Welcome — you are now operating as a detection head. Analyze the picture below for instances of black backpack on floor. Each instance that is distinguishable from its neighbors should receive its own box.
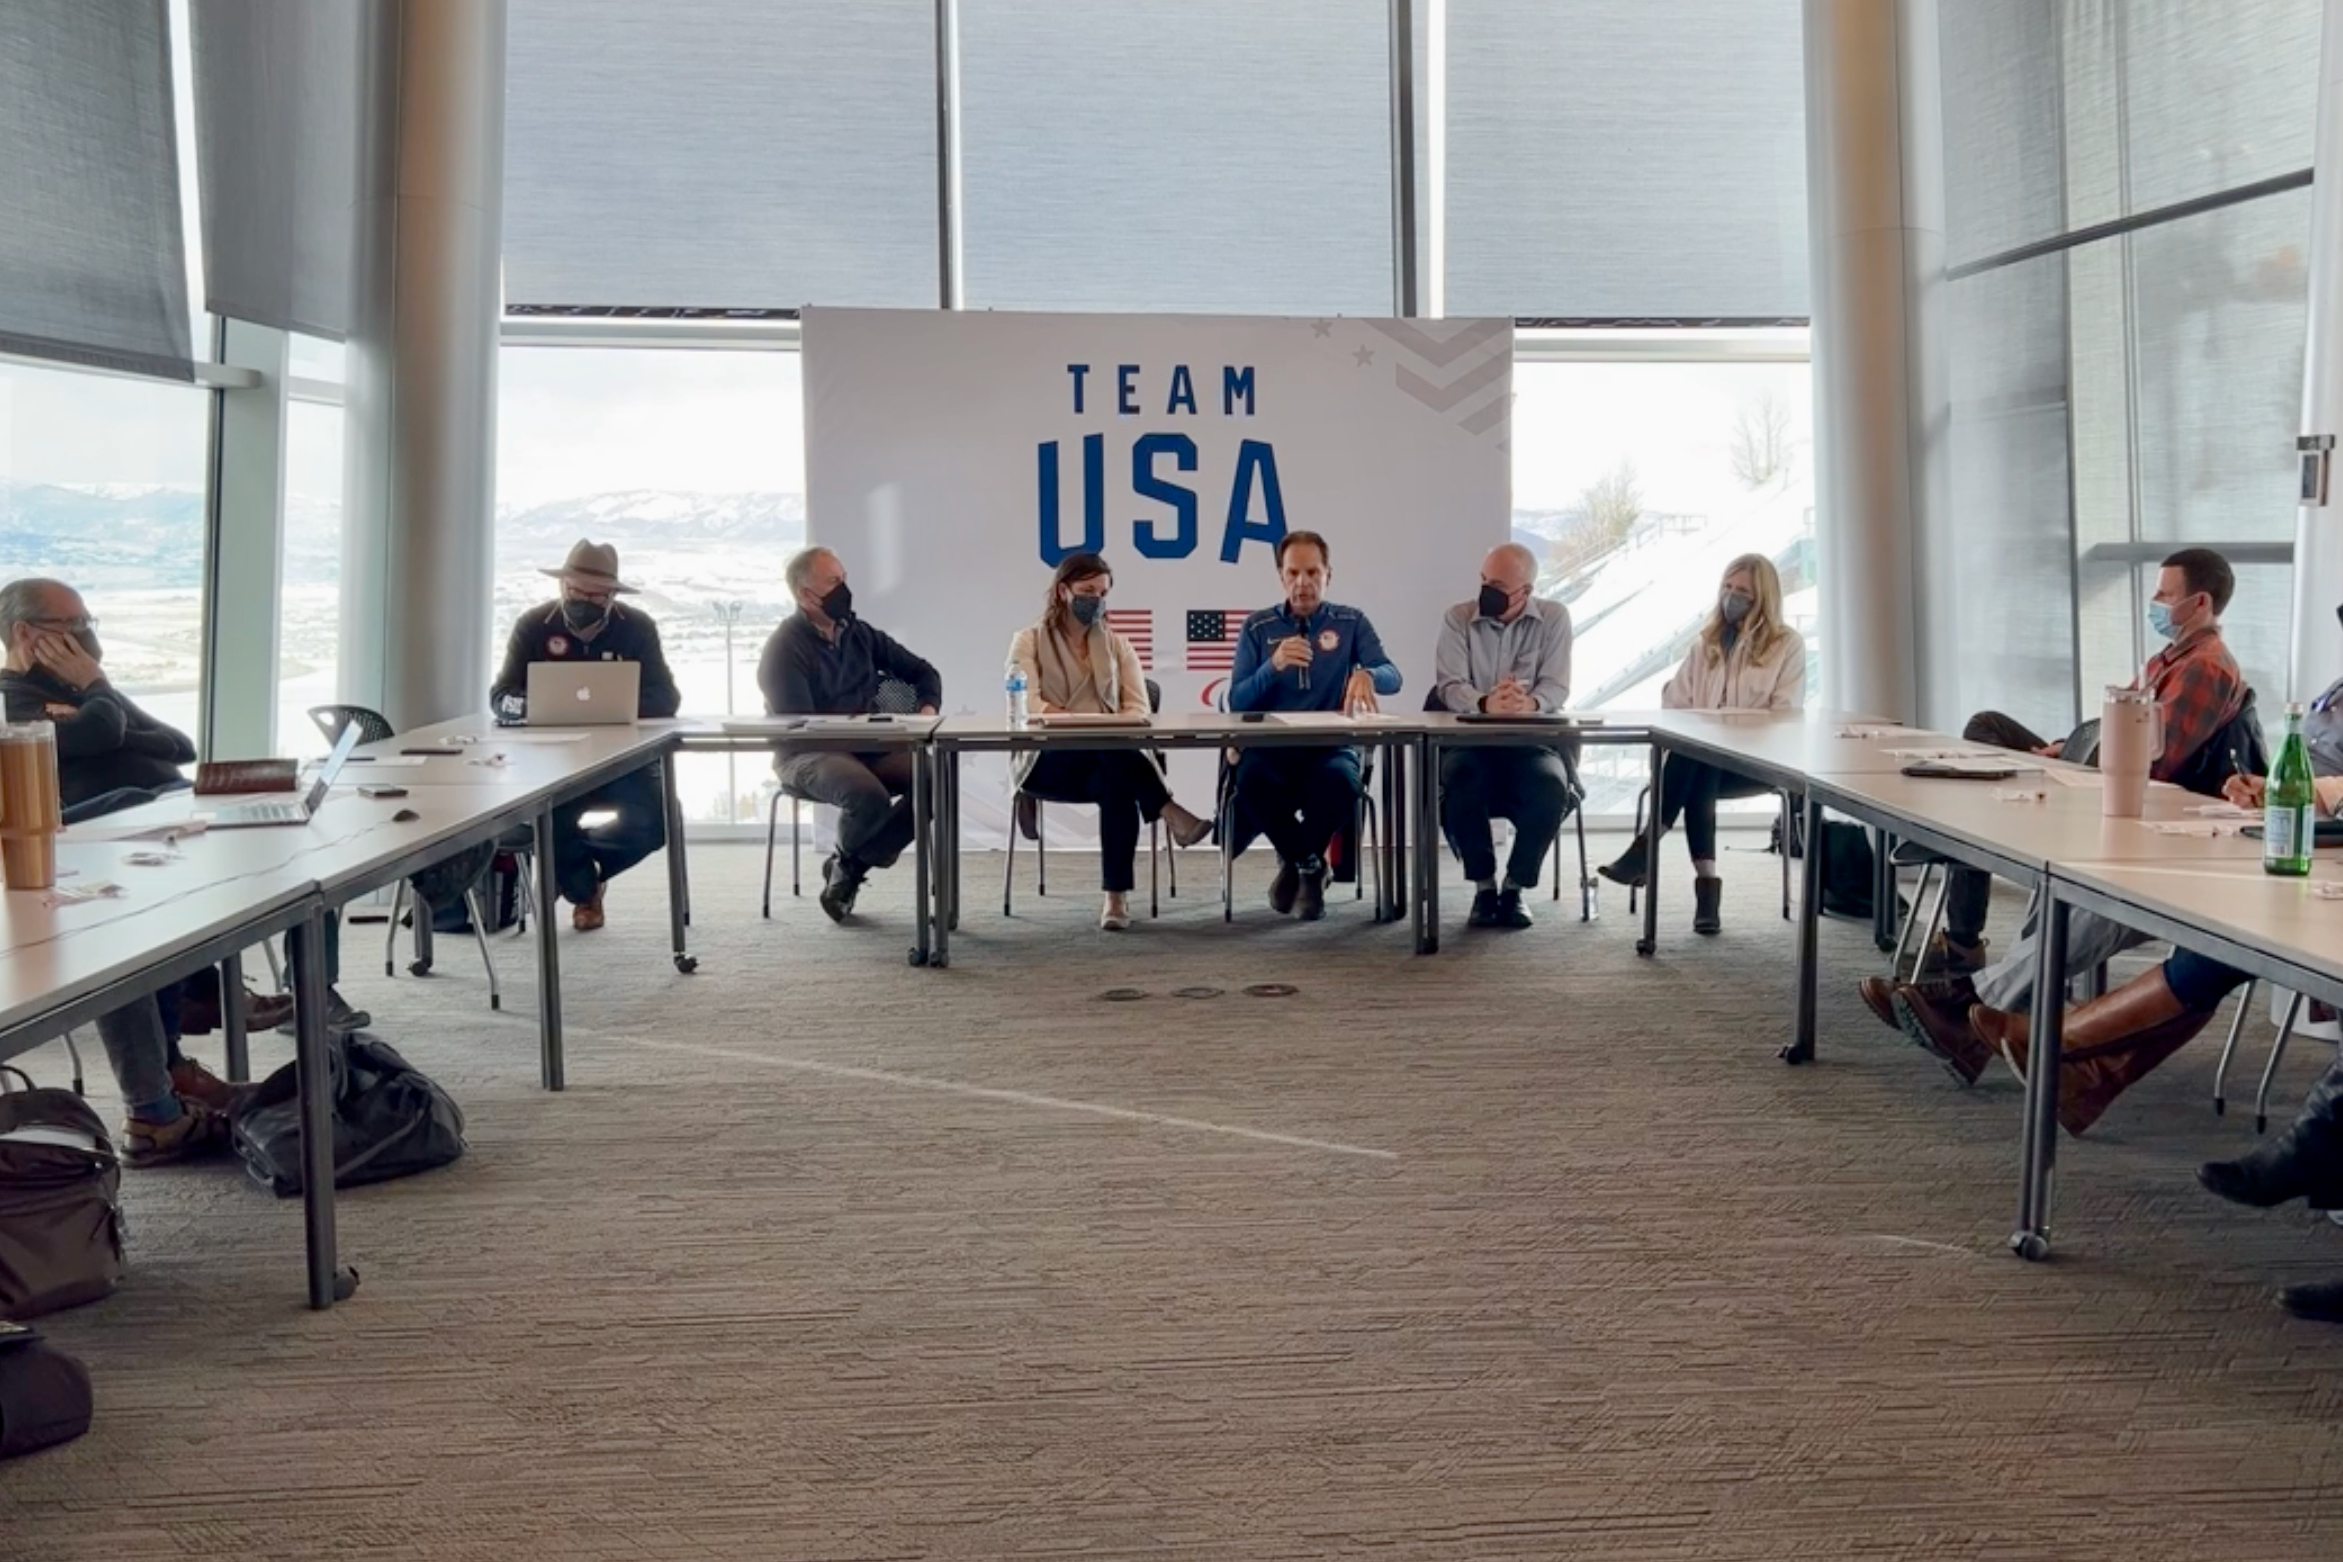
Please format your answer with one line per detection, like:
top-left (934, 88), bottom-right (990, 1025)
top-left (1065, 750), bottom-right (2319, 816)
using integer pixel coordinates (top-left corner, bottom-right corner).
top-left (1771, 812), bottom-right (1886, 921)
top-left (0, 1076), bottom-right (123, 1320)
top-left (232, 1037), bottom-right (467, 1198)
top-left (0, 1330), bottom-right (92, 1460)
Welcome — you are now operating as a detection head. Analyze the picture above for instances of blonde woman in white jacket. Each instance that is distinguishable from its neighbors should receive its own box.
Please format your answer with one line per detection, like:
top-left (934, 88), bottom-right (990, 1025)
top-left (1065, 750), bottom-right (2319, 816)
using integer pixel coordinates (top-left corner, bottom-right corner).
top-left (1008, 552), bottom-right (1214, 930)
top-left (1597, 553), bottom-right (1806, 934)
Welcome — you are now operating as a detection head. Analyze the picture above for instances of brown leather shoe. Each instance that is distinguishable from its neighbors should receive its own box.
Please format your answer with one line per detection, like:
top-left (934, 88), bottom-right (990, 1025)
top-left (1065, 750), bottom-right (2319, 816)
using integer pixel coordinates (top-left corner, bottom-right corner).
top-left (168, 1058), bottom-right (255, 1115)
top-left (571, 879), bottom-right (607, 932)
top-left (1976, 1003), bottom-right (2213, 1137)
top-left (1915, 932), bottom-right (1989, 979)
top-left (1892, 983), bottom-right (1992, 1085)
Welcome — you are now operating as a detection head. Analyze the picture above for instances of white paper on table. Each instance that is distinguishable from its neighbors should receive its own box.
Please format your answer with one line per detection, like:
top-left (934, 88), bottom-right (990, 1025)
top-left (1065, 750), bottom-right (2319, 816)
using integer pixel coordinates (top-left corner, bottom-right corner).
top-left (2184, 801), bottom-right (2258, 819)
top-left (339, 754), bottom-right (431, 768)
top-left (2042, 769), bottom-right (2102, 789)
top-left (440, 731), bottom-right (592, 746)
top-left (2144, 820), bottom-right (2247, 837)
top-left (1838, 725), bottom-right (1903, 739)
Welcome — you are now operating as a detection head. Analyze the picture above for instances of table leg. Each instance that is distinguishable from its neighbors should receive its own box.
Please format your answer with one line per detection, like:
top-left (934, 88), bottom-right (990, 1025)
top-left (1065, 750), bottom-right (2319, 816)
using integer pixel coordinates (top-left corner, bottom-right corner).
top-left (533, 806), bottom-right (565, 1091)
top-left (911, 743), bottom-right (934, 967)
top-left (1636, 740), bottom-right (1664, 957)
top-left (1378, 736), bottom-right (1401, 922)
top-left (944, 748), bottom-right (962, 934)
top-left (2011, 894), bottom-right (2069, 1261)
top-left (1784, 790), bottom-right (1824, 1064)
top-left (220, 949), bottom-right (249, 1084)
top-left (1871, 827), bottom-right (1897, 951)
top-left (289, 910), bottom-right (355, 1308)
top-left (663, 754), bottom-right (698, 974)
top-left (1417, 735), bottom-right (1441, 953)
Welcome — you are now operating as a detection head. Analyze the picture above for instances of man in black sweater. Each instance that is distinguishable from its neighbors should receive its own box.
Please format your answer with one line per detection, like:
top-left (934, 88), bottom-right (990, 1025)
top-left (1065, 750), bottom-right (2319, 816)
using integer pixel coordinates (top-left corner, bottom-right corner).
top-left (0, 579), bottom-right (291, 1162)
top-left (758, 546), bottom-right (942, 922)
top-left (490, 541), bottom-right (683, 931)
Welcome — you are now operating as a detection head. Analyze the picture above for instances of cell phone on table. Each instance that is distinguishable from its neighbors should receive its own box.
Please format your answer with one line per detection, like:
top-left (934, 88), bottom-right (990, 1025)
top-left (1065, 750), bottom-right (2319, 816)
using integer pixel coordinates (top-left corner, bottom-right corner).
top-left (358, 785), bottom-right (409, 799)
top-left (0, 1319), bottom-right (37, 1350)
top-left (1240, 711), bottom-right (1268, 723)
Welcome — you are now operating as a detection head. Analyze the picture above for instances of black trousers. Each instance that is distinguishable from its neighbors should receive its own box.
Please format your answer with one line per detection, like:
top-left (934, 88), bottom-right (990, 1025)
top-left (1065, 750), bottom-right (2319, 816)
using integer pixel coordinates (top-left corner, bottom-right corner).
top-left (1024, 750), bottom-right (1172, 893)
top-left (1440, 748), bottom-right (1573, 887)
top-left (1231, 746), bottom-right (1361, 866)
top-left (1944, 710), bottom-right (2054, 942)
top-left (551, 768), bottom-right (668, 904)
top-left (1655, 755), bottom-right (1772, 862)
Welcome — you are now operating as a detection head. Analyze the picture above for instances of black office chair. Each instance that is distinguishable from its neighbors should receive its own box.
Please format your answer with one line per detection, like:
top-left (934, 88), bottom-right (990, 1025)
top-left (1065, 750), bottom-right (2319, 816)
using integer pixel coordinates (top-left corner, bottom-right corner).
top-left (1420, 691), bottom-right (1596, 920)
top-left (1003, 677), bottom-right (1176, 918)
top-left (307, 704), bottom-right (521, 1008)
top-left (761, 675), bottom-right (921, 915)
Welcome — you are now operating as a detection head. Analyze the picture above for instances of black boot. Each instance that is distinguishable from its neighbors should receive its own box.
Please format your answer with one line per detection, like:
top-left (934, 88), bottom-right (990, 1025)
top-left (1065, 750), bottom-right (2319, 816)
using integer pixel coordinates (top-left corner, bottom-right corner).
top-left (1598, 838), bottom-right (1649, 889)
top-left (1692, 877), bottom-right (1722, 935)
top-left (2199, 1056), bottom-right (2343, 1209)
top-left (2280, 1279), bottom-right (2343, 1323)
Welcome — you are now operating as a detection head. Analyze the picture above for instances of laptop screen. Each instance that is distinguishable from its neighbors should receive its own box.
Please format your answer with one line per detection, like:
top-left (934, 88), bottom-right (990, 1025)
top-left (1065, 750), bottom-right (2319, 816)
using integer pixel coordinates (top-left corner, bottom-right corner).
top-left (306, 720), bottom-right (364, 810)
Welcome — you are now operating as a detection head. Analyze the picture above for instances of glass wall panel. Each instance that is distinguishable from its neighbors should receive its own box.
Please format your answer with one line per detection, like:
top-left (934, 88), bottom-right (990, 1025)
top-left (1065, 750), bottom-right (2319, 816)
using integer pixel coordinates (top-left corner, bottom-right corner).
top-left (0, 358), bottom-right (209, 741)
top-left (279, 395), bottom-right (343, 755)
top-left (497, 347), bottom-right (806, 824)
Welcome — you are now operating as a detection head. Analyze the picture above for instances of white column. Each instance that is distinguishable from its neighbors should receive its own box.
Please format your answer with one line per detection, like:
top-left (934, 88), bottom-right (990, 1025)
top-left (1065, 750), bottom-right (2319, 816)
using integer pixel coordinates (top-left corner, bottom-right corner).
top-left (2291, 0), bottom-right (2343, 699)
top-left (1802, 0), bottom-right (1944, 722)
top-left (202, 318), bottom-right (291, 760)
top-left (341, 0), bottom-right (505, 731)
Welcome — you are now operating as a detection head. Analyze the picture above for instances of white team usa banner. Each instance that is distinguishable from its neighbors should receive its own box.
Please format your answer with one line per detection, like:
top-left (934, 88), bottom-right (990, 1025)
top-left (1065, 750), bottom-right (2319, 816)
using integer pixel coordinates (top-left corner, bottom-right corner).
top-left (803, 306), bottom-right (1512, 848)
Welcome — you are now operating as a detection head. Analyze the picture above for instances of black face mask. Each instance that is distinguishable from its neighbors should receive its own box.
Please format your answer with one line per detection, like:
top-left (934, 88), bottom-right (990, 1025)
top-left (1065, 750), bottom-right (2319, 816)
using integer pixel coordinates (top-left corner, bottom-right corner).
top-left (820, 581), bottom-right (854, 622)
top-left (1068, 593), bottom-right (1106, 627)
top-left (561, 598), bottom-right (608, 633)
top-left (1477, 582), bottom-right (1511, 619)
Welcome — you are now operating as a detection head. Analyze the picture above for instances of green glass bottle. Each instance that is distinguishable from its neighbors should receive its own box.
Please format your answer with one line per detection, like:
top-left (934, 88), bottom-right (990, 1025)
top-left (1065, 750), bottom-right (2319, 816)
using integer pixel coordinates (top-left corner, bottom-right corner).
top-left (2263, 701), bottom-right (2316, 877)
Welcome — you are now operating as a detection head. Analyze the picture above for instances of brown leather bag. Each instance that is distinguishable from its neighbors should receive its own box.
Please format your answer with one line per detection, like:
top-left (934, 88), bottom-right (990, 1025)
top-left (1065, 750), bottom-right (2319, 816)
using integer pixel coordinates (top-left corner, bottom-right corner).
top-left (0, 1075), bottom-right (123, 1319)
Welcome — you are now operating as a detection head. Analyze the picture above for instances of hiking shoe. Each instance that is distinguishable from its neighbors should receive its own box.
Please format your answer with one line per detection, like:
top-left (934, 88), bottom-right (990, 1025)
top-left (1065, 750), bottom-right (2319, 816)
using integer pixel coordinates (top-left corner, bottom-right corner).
top-left (1915, 932), bottom-right (1989, 978)
top-left (122, 1099), bottom-right (232, 1168)
top-left (1268, 858), bottom-right (1301, 915)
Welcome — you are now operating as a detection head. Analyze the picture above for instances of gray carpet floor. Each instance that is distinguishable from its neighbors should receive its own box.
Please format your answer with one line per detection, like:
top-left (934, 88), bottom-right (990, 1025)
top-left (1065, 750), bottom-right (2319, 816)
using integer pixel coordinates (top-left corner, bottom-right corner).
top-left (5, 832), bottom-right (2343, 1560)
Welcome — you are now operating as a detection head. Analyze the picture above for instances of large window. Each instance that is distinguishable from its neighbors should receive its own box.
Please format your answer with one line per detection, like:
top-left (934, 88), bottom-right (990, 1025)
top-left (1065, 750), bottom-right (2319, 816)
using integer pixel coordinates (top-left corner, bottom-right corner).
top-left (1511, 343), bottom-right (1816, 813)
top-left (0, 358), bottom-right (210, 738)
top-left (497, 346), bottom-right (807, 823)
top-left (1941, 0), bottom-right (2318, 738)
top-left (278, 393), bottom-right (344, 755)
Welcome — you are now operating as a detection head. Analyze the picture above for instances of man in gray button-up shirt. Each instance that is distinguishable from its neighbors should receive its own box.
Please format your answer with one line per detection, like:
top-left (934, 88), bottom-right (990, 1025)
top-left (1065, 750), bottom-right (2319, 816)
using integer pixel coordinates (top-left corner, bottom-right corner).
top-left (1432, 542), bottom-right (1577, 929)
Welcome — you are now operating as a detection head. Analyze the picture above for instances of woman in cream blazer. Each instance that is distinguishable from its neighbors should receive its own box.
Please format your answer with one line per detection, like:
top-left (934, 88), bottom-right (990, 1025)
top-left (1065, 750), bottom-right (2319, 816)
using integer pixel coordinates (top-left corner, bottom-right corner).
top-left (1598, 552), bottom-right (1807, 935)
top-left (1007, 552), bottom-right (1212, 929)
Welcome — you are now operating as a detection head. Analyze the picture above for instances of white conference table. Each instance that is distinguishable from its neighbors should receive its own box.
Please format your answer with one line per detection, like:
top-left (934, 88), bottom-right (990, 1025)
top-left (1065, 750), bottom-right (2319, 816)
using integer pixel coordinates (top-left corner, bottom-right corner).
top-left (0, 810), bottom-right (346, 1305)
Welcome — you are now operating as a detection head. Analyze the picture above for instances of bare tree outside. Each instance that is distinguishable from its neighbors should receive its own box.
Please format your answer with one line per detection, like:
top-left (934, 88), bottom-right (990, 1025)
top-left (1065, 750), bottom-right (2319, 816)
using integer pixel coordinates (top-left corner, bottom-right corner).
top-left (1729, 388), bottom-right (1793, 491)
top-left (1538, 460), bottom-right (1645, 590)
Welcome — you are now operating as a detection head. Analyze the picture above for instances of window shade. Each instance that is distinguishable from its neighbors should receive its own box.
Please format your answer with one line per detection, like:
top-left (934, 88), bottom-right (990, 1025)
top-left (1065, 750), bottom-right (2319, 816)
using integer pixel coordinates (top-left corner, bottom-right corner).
top-left (188, 0), bottom-right (360, 340)
top-left (1443, 0), bottom-right (1809, 321)
top-left (502, 0), bottom-right (938, 310)
top-left (0, 0), bottom-right (192, 379)
top-left (958, 0), bottom-right (1392, 316)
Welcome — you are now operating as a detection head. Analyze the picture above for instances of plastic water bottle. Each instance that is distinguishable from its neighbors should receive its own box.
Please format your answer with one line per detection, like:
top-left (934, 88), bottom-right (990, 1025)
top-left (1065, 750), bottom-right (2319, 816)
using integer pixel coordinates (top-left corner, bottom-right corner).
top-left (1005, 664), bottom-right (1029, 730)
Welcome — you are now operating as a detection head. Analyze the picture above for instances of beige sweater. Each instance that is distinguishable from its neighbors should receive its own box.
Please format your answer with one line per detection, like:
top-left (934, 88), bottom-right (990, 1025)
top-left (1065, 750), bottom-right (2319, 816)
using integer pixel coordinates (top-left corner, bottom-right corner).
top-left (1005, 615), bottom-right (1150, 784)
top-left (1661, 626), bottom-right (1807, 712)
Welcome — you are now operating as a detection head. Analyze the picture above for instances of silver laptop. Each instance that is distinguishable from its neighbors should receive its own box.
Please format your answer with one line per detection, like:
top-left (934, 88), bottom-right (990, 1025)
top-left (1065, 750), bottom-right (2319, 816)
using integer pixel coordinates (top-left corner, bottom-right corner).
top-left (208, 722), bottom-right (363, 829)
top-left (526, 660), bottom-right (640, 726)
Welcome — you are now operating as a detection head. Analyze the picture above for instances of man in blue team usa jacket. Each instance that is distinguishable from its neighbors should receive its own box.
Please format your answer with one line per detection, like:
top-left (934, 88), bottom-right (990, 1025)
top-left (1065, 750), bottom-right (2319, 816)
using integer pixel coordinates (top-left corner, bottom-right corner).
top-left (1226, 530), bottom-right (1402, 920)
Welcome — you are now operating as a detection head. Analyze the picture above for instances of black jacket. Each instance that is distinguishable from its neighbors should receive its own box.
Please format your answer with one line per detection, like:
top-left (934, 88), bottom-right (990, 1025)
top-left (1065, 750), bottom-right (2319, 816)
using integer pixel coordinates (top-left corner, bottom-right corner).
top-left (0, 667), bottom-right (196, 808)
top-left (489, 601), bottom-right (682, 722)
top-left (758, 613), bottom-right (942, 717)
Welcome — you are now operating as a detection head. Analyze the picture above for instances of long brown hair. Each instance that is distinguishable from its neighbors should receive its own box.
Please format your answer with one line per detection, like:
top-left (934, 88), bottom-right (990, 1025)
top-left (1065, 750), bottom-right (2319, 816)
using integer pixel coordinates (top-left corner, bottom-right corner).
top-left (1044, 552), bottom-right (1113, 638)
top-left (1698, 553), bottom-right (1789, 666)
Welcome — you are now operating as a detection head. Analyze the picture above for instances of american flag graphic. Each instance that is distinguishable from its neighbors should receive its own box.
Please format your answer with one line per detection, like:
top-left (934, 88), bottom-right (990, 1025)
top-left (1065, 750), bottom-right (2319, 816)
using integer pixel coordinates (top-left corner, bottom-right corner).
top-left (1104, 607), bottom-right (1154, 670)
top-left (1184, 608), bottom-right (1250, 672)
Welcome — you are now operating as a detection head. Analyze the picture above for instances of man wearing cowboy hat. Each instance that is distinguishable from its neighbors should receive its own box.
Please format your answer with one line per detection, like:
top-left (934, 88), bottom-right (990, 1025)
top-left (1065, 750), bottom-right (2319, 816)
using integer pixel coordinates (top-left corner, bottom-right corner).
top-left (489, 539), bottom-right (682, 931)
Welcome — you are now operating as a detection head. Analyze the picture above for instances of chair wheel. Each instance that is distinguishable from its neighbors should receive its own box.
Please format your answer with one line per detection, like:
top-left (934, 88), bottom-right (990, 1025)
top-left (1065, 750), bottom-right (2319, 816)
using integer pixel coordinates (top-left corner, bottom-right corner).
top-left (907, 948), bottom-right (927, 967)
top-left (2009, 1232), bottom-right (2050, 1262)
top-left (1777, 1042), bottom-right (1813, 1065)
top-left (1634, 938), bottom-right (1655, 957)
top-left (490, 995), bottom-right (502, 1011)
top-left (333, 1266), bottom-right (361, 1301)
top-left (674, 955), bottom-right (699, 974)
top-left (407, 960), bottom-right (432, 977)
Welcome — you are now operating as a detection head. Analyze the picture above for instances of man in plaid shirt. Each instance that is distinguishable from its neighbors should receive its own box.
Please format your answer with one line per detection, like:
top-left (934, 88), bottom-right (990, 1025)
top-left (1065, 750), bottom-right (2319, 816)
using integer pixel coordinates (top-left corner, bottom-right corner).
top-left (1876, 548), bottom-right (2251, 1080)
